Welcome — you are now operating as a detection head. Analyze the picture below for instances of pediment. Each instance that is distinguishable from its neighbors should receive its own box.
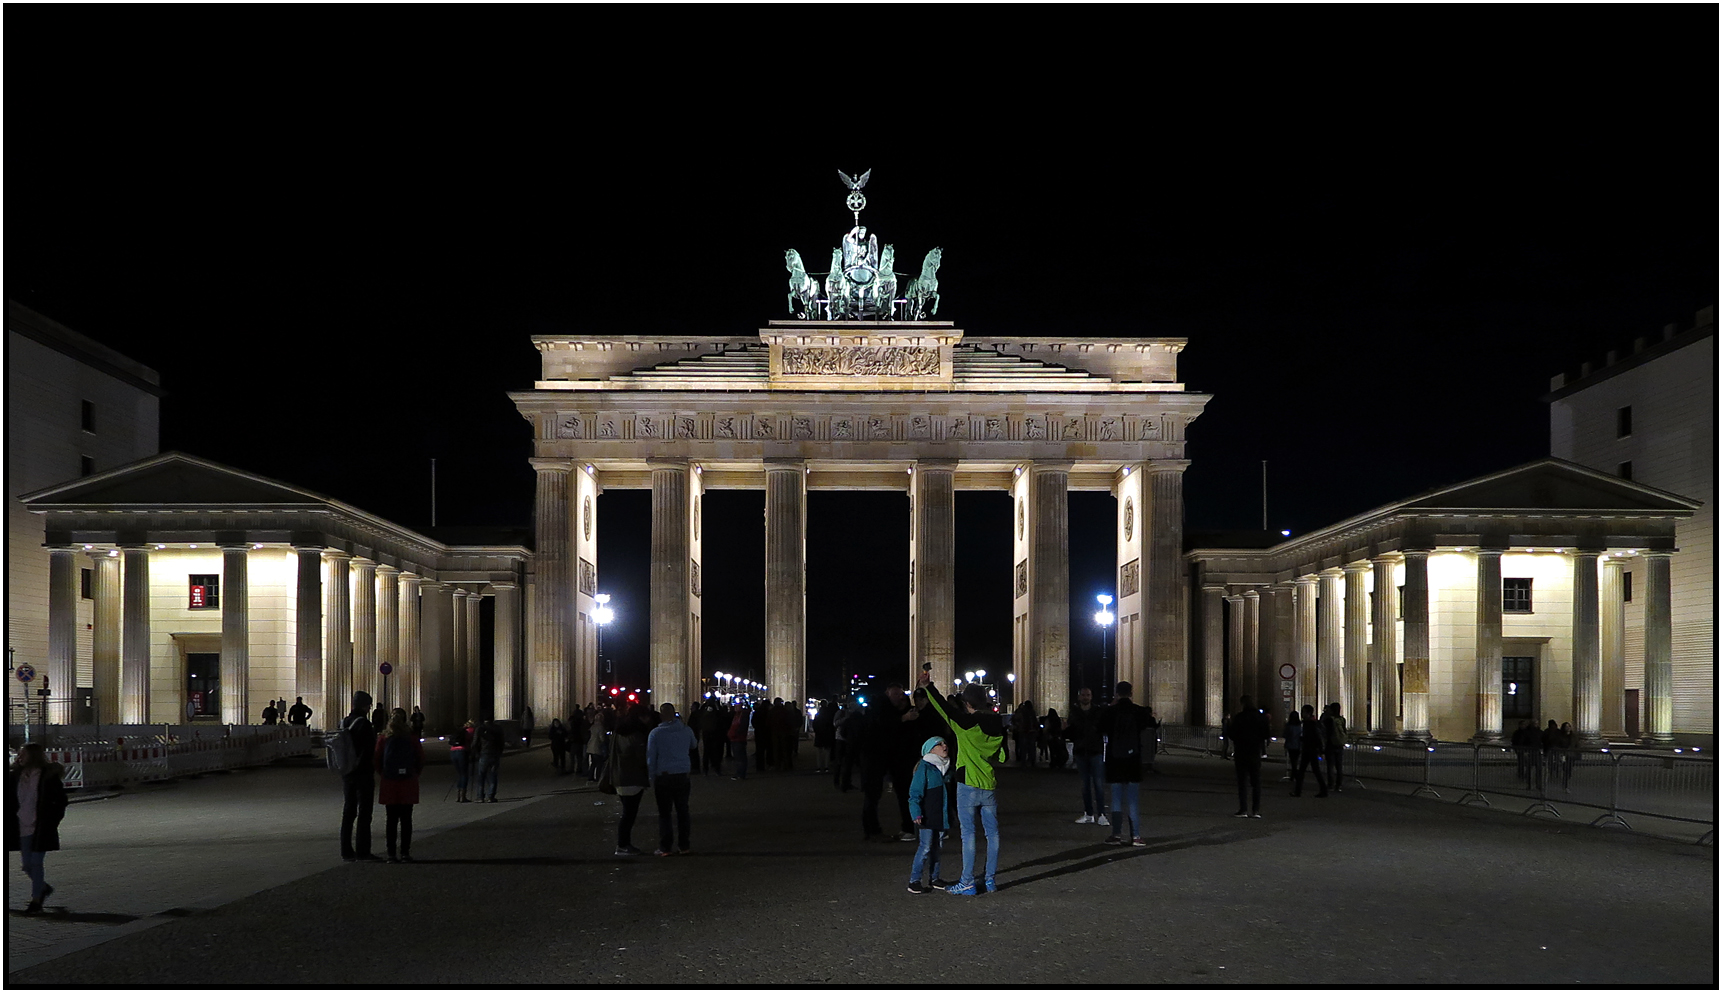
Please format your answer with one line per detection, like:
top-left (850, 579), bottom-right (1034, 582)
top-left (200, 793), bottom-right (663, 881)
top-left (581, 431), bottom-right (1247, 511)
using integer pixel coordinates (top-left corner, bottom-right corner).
top-left (21, 452), bottom-right (329, 507)
top-left (1399, 458), bottom-right (1700, 513)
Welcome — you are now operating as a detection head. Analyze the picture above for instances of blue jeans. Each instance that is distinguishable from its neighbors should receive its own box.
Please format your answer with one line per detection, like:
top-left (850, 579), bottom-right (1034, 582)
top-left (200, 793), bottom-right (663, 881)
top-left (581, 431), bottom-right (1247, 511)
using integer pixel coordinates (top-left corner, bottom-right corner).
top-left (451, 748), bottom-right (469, 792)
top-left (19, 833), bottom-right (45, 901)
top-left (909, 828), bottom-right (943, 885)
top-left (1110, 782), bottom-right (1141, 838)
top-left (955, 783), bottom-right (1000, 889)
top-left (476, 756), bottom-right (499, 799)
top-left (1078, 754), bottom-right (1108, 817)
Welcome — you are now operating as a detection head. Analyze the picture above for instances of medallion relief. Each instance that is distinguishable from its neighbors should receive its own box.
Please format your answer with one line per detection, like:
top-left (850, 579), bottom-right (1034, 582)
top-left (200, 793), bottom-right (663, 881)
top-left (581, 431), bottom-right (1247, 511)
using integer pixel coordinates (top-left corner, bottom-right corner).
top-left (583, 496), bottom-right (592, 541)
top-left (832, 416), bottom-right (855, 440)
top-left (1123, 496), bottom-right (1134, 542)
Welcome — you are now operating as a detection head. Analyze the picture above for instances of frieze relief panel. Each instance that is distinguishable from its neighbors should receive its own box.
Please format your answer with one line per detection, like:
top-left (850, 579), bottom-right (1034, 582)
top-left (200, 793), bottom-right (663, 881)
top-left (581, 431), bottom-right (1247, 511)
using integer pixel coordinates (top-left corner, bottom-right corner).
top-left (782, 346), bottom-right (939, 377)
top-left (578, 558), bottom-right (596, 596)
top-left (1015, 560), bottom-right (1029, 598)
top-left (1120, 558), bottom-right (1140, 598)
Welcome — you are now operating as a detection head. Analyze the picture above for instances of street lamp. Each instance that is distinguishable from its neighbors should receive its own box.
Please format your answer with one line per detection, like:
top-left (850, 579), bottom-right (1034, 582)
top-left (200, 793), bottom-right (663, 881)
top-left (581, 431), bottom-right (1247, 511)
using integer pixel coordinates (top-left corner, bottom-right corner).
top-left (1094, 593), bottom-right (1116, 695)
top-left (593, 593), bottom-right (614, 690)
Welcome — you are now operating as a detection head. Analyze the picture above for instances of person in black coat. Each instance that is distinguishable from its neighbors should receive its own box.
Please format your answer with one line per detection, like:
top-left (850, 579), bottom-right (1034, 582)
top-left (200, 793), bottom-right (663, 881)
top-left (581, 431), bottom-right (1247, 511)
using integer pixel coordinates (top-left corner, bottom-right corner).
top-left (1097, 682), bottom-right (1154, 844)
top-left (1229, 696), bottom-right (1271, 818)
top-left (861, 682), bottom-right (921, 841)
top-left (340, 691), bottom-right (380, 861)
top-left (1292, 704), bottom-right (1329, 798)
top-left (9, 742), bottom-right (70, 914)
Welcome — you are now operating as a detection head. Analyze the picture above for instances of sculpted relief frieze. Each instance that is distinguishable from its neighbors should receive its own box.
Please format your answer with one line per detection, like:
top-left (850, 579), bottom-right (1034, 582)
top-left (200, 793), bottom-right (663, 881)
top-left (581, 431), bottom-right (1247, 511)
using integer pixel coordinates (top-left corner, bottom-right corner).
top-left (546, 408), bottom-right (1184, 450)
top-left (782, 346), bottom-right (940, 377)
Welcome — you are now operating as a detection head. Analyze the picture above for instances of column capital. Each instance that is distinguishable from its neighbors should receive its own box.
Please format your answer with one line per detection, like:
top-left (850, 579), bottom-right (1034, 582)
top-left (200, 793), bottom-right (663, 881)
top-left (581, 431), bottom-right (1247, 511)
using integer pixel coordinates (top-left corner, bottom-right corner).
top-left (1342, 560), bottom-right (1371, 575)
top-left (375, 563), bottom-right (400, 576)
top-left (645, 457), bottom-right (692, 471)
top-left (764, 458), bottom-right (808, 470)
top-left (1641, 550), bottom-right (1673, 561)
top-left (487, 581), bottom-right (518, 592)
top-left (418, 578), bottom-right (445, 592)
top-left (1224, 592), bottom-right (1244, 603)
top-left (1476, 547), bottom-right (1506, 557)
top-left (398, 571), bottom-right (422, 583)
top-left (1028, 460), bottom-right (1075, 474)
top-left (351, 556), bottom-right (377, 570)
top-left (1144, 459), bottom-right (1191, 474)
top-left (1318, 566), bottom-right (1344, 578)
top-left (291, 543), bottom-right (326, 554)
top-left (324, 549), bottom-right (353, 563)
top-left (1401, 548), bottom-right (1431, 559)
top-left (529, 457), bottom-right (574, 473)
top-left (1370, 552), bottom-right (1402, 565)
top-left (1202, 584), bottom-right (1229, 594)
top-left (1242, 588), bottom-right (1261, 600)
top-left (1294, 574), bottom-right (1320, 587)
top-left (911, 458), bottom-right (959, 470)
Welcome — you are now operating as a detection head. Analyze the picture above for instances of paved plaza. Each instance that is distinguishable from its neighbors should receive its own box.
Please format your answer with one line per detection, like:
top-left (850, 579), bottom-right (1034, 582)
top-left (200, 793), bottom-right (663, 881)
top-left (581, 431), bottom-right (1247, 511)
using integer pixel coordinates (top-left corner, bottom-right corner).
top-left (8, 745), bottom-right (1715, 987)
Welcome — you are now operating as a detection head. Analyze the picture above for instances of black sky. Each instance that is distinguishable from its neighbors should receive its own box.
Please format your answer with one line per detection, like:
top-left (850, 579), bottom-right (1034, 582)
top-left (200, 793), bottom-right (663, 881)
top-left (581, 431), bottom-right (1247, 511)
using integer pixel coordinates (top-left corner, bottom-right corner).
top-left (8, 15), bottom-right (1715, 699)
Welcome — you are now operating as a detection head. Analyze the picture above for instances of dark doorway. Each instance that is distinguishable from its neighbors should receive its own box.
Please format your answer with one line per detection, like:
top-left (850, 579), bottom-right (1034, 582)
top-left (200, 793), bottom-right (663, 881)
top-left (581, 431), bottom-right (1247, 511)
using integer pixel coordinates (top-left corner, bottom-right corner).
top-left (1502, 656), bottom-right (1534, 722)
top-left (1624, 688), bottom-right (1640, 739)
top-left (186, 652), bottom-right (220, 719)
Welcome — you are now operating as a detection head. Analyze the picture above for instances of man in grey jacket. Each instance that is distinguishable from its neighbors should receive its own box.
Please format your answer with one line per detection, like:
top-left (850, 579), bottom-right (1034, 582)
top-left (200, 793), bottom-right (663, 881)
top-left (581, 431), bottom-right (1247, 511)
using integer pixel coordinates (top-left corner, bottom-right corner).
top-left (647, 703), bottom-right (697, 856)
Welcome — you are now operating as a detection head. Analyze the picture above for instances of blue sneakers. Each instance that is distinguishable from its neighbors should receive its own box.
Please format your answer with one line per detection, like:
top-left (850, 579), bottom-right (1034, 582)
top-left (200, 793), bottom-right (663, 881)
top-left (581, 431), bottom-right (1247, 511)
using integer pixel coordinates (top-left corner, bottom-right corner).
top-left (984, 878), bottom-right (997, 893)
top-left (946, 882), bottom-right (978, 897)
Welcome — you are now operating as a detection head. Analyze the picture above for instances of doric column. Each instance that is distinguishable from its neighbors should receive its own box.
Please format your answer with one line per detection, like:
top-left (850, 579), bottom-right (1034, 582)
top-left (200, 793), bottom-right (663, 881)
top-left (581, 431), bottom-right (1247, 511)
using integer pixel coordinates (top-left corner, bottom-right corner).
top-left (1342, 561), bottom-right (1370, 727)
top-left (1317, 568), bottom-right (1344, 709)
top-left (1241, 590), bottom-right (1261, 710)
top-left (1029, 463), bottom-right (1070, 710)
top-left (325, 551), bottom-right (353, 720)
top-left (1600, 557), bottom-right (1626, 740)
top-left (220, 545), bottom-right (251, 725)
top-left (1474, 549), bottom-right (1504, 741)
top-left (492, 582), bottom-right (519, 720)
top-left (418, 580), bottom-right (447, 730)
top-left (1269, 584), bottom-right (1294, 721)
top-left (766, 461), bottom-right (809, 708)
top-left (1571, 551), bottom-right (1603, 746)
top-left (1145, 461), bottom-right (1190, 720)
top-left (121, 546), bottom-right (152, 724)
top-left (465, 589), bottom-right (482, 721)
top-left (351, 558), bottom-right (377, 705)
top-left (451, 588), bottom-right (469, 720)
top-left (376, 566), bottom-right (399, 711)
top-left (649, 459), bottom-right (696, 713)
top-left (47, 547), bottom-right (77, 724)
top-left (1400, 550), bottom-right (1432, 739)
top-left (1200, 586), bottom-right (1226, 726)
top-left (530, 460), bottom-right (571, 727)
top-left (909, 460), bottom-right (955, 691)
top-left (1369, 555), bottom-right (1400, 736)
top-left (1293, 575), bottom-right (1318, 711)
top-left (90, 552), bottom-right (121, 725)
top-left (1641, 552), bottom-right (1674, 744)
top-left (1225, 593), bottom-right (1244, 709)
top-left (293, 546), bottom-right (324, 724)
top-left (397, 573), bottom-right (421, 714)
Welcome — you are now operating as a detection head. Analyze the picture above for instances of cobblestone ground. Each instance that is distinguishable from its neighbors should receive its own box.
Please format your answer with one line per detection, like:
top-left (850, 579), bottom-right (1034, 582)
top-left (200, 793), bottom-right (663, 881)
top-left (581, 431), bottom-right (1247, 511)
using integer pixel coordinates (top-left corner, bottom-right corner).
top-left (7, 746), bottom-right (1715, 986)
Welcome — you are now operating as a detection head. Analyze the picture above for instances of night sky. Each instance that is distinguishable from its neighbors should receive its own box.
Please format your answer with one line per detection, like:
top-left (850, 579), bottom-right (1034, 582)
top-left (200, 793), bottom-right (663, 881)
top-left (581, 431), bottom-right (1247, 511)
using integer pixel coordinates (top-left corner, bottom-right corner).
top-left (9, 16), bottom-right (1714, 701)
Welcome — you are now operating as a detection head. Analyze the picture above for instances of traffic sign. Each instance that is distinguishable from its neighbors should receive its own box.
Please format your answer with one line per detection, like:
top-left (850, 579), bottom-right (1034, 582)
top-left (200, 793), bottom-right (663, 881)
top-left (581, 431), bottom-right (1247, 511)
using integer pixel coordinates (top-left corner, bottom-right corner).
top-left (15, 664), bottom-right (35, 684)
top-left (379, 662), bottom-right (393, 676)
top-left (1279, 663), bottom-right (1296, 680)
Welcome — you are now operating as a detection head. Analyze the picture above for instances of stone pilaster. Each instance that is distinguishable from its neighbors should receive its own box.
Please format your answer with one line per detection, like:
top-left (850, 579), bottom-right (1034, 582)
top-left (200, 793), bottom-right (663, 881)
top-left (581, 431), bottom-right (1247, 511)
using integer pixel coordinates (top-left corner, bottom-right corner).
top-left (1600, 557), bottom-right (1626, 740)
top-left (325, 551), bottom-right (353, 720)
top-left (451, 588), bottom-right (469, 720)
top-left (649, 459), bottom-right (695, 713)
top-left (294, 546), bottom-right (324, 724)
top-left (569, 464), bottom-right (602, 714)
top-left (121, 546), bottom-right (152, 724)
top-left (1270, 584), bottom-right (1295, 721)
top-left (530, 460), bottom-right (571, 727)
top-left (397, 574), bottom-right (421, 714)
top-left (90, 553), bottom-right (121, 725)
top-left (1200, 585), bottom-right (1226, 726)
top-left (1400, 550), bottom-right (1432, 739)
top-left (1342, 561), bottom-right (1370, 727)
top-left (492, 582), bottom-right (519, 720)
top-left (909, 460), bottom-right (955, 691)
top-left (376, 566), bottom-right (399, 711)
top-left (220, 545), bottom-right (250, 725)
top-left (1369, 555), bottom-right (1400, 736)
top-left (1571, 552), bottom-right (1603, 746)
top-left (1112, 465), bottom-right (1146, 701)
top-left (465, 589), bottom-right (482, 720)
top-left (766, 461), bottom-right (809, 708)
top-left (1242, 589), bottom-right (1261, 710)
top-left (1317, 569), bottom-right (1344, 710)
top-left (1293, 575), bottom-right (1318, 712)
top-left (1145, 461), bottom-right (1189, 721)
top-left (1030, 463), bottom-right (1071, 710)
top-left (47, 547), bottom-right (77, 724)
top-left (418, 580), bottom-right (446, 730)
top-left (352, 559), bottom-right (377, 704)
top-left (1474, 550), bottom-right (1504, 741)
top-left (1641, 552), bottom-right (1674, 744)
top-left (1225, 593), bottom-right (1244, 709)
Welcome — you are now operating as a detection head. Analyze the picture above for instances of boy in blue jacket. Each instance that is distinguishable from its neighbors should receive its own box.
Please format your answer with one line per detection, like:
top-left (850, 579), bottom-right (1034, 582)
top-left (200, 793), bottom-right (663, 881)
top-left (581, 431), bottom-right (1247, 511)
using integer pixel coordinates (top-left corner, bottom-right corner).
top-left (906, 736), bottom-right (952, 894)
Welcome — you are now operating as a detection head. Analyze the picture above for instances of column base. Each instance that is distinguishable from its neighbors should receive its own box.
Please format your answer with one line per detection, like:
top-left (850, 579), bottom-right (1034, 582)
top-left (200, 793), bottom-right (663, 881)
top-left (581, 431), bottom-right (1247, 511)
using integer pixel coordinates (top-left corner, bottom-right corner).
top-left (1639, 735), bottom-right (1677, 748)
top-left (1397, 730), bottom-right (1435, 743)
top-left (1470, 731), bottom-right (1505, 746)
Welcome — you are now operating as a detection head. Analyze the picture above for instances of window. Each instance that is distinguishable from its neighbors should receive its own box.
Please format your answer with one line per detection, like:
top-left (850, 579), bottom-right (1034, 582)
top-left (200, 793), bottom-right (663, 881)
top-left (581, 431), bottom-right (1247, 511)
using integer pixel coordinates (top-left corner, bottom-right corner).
top-left (80, 455), bottom-right (94, 477)
top-left (1623, 571), bottom-right (1633, 603)
top-left (189, 574), bottom-right (220, 609)
top-left (1503, 578), bottom-right (1533, 613)
top-left (81, 568), bottom-right (93, 600)
top-left (1616, 405), bottom-right (1632, 438)
top-left (81, 399), bottom-right (95, 433)
top-left (1618, 460), bottom-right (1632, 481)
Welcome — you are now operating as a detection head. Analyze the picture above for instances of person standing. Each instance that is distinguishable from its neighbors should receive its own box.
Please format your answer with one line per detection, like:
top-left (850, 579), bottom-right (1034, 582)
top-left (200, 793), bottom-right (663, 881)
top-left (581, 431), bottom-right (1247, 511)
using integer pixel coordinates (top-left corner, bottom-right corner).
top-left (1064, 687), bottom-right (1109, 825)
top-left (1098, 681), bottom-right (1152, 845)
top-left (1043, 708), bottom-right (1066, 770)
top-left (523, 706), bottom-right (535, 747)
top-left (1229, 696), bottom-right (1270, 819)
top-left (647, 703), bottom-right (697, 856)
top-left (548, 718), bottom-right (569, 774)
top-left (1281, 710), bottom-right (1302, 784)
top-left (862, 683), bottom-right (920, 842)
top-left (7, 742), bottom-right (69, 914)
top-left (261, 700), bottom-right (279, 725)
top-left (287, 696), bottom-right (313, 727)
top-left (1292, 704), bottom-right (1329, 798)
top-left (905, 737), bottom-right (953, 894)
top-left (1511, 719), bottom-right (1535, 784)
top-left (726, 702), bottom-right (750, 780)
top-left (608, 704), bottom-right (651, 856)
top-left (1143, 706), bottom-right (1163, 774)
top-left (751, 698), bottom-right (773, 773)
top-left (475, 719), bottom-right (505, 803)
top-left (339, 691), bottom-right (380, 862)
top-left (374, 708), bottom-right (425, 863)
top-left (835, 699), bottom-right (863, 792)
top-left (812, 700), bottom-right (836, 774)
top-left (1013, 701), bottom-right (1039, 768)
top-left (451, 720), bottom-right (474, 803)
top-left (409, 705), bottom-right (426, 739)
top-left (1540, 719), bottom-right (1561, 789)
top-left (919, 673), bottom-right (1005, 897)
top-left (586, 706), bottom-right (612, 783)
top-left (1322, 703), bottom-right (1349, 792)
top-left (698, 699), bottom-right (727, 775)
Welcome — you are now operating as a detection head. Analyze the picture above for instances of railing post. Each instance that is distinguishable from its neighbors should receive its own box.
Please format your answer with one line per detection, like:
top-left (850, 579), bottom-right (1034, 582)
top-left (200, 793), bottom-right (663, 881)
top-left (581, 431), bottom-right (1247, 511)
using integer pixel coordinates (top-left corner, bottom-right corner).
top-left (1411, 743), bottom-right (1441, 799)
top-left (1457, 743), bottom-right (1490, 807)
top-left (1524, 749), bottom-right (1561, 819)
top-left (1589, 751), bottom-right (1630, 830)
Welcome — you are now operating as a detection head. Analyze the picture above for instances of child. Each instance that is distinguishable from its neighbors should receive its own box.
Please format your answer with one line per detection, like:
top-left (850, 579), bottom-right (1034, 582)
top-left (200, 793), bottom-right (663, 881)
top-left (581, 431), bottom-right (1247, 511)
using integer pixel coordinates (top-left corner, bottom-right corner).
top-left (920, 672), bottom-right (1007, 896)
top-left (906, 737), bottom-right (952, 894)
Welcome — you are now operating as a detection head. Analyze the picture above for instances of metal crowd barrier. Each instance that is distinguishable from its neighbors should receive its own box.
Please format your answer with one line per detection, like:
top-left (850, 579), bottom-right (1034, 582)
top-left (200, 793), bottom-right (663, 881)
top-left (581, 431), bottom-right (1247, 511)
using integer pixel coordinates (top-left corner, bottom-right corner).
top-left (6, 724), bottom-right (315, 790)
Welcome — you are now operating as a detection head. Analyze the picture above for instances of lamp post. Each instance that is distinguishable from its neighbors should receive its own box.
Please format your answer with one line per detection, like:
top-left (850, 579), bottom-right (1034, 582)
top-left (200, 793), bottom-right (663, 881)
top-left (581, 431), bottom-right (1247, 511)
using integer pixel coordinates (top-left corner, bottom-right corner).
top-left (593, 594), bottom-right (614, 688)
top-left (1094, 594), bottom-right (1115, 698)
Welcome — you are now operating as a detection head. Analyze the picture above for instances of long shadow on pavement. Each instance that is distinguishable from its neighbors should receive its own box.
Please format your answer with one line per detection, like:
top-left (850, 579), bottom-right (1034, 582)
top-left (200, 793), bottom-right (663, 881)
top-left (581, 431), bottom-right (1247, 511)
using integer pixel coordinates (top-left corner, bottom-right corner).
top-left (995, 826), bottom-right (1271, 891)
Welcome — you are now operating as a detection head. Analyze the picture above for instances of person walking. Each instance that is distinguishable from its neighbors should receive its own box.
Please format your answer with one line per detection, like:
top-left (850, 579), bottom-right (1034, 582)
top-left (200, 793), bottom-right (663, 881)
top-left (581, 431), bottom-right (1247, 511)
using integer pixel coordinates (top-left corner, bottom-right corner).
top-left (905, 737), bottom-right (953, 894)
top-left (548, 718), bottom-right (569, 774)
top-left (1291, 704), bottom-right (1329, 798)
top-left (1043, 708), bottom-right (1066, 770)
top-left (474, 720), bottom-right (505, 802)
top-left (374, 708), bottom-right (425, 863)
top-left (608, 704), bottom-right (651, 855)
top-left (1540, 719), bottom-right (1561, 789)
top-left (835, 699), bottom-right (863, 792)
top-left (726, 702), bottom-right (750, 780)
top-left (918, 672), bottom-right (1005, 897)
top-left (647, 703), bottom-right (697, 856)
top-left (338, 691), bottom-right (380, 862)
top-left (1281, 710), bottom-right (1302, 784)
top-left (7, 742), bottom-right (69, 914)
top-left (1229, 696), bottom-right (1270, 819)
top-left (698, 699), bottom-right (727, 775)
top-left (586, 707), bottom-right (611, 783)
top-left (287, 696), bottom-right (312, 727)
top-left (1013, 701), bottom-right (1039, 768)
top-left (409, 705), bottom-right (426, 739)
top-left (1098, 681), bottom-right (1153, 845)
top-left (523, 706), bottom-right (535, 747)
top-left (1322, 702), bottom-right (1349, 792)
top-left (812, 700), bottom-right (837, 774)
top-left (1143, 706), bottom-right (1163, 774)
top-left (1555, 722), bottom-right (1579, 791)
top-left (451, 720), bottom-right (474, 803)
top-left (1064, 687), bottom-right (1109, 825)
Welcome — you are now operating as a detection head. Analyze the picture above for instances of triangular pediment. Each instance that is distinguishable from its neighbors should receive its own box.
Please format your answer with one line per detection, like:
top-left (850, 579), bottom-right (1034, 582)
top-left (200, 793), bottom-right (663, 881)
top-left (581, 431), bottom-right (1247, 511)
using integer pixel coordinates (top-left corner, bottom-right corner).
top-left (1399, 458), bottom-right (1700, 513)
top-left (20, 452), bottom-right (330, 507)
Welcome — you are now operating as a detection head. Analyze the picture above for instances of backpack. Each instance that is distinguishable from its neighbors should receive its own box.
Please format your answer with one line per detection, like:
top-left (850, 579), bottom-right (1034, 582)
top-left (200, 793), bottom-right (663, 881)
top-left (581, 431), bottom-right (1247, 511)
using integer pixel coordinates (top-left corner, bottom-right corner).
top-left (1109, 704), bottom-right (1140, 758)
top-left (381, 734), bottom-right (414, 780)
top-left (325, 718), bottom-right (359, 774)
top-left (1327, 714), bottom-right (1348, 747)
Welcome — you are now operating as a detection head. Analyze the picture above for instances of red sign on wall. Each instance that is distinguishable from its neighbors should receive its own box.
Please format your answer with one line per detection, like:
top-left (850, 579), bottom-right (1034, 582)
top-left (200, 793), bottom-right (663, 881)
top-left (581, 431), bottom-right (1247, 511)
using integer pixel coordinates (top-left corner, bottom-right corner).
top-left (190, 585), bottom-right (208, 608)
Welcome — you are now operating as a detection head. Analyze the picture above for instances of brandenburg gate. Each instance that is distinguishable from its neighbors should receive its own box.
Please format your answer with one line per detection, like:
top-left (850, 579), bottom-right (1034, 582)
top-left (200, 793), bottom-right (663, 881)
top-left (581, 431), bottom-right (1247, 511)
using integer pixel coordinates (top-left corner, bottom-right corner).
top-left (510, 172), bottom-right (1211, 717)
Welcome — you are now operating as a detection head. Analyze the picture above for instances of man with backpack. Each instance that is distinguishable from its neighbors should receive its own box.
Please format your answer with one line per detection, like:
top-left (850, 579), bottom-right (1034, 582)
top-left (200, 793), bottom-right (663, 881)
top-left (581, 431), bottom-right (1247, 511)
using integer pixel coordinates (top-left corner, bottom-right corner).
top-left (333, 691), bottom-right (380, 862)
top-left (1098, 681), bottom-right (1153, 845)
top-left (1322, 702), bottom-right (1349, 792)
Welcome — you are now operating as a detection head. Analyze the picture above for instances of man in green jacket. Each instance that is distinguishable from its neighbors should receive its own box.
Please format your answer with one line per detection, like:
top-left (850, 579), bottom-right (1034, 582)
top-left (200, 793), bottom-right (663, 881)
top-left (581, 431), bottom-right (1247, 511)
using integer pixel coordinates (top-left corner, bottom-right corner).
top-left (918, 671), bottom-right (1006, 896)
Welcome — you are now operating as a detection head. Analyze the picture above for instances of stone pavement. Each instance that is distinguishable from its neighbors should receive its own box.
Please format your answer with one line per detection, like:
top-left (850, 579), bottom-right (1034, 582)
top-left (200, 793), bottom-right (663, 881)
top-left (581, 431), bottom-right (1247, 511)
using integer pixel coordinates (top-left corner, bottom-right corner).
top-left (8, 745), bottom-right (1715, 986)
